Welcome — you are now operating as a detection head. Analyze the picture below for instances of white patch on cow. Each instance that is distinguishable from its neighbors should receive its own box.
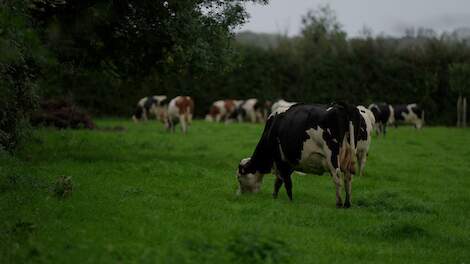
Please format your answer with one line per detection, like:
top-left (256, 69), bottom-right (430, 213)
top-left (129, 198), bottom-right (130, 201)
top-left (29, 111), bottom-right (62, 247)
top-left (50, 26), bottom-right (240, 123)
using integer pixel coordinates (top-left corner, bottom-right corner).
top-left (326, 107), bottom-right (333, 111)
top-left (153, 95), bottom-right (167, 103)
top-left (240, 157), bottom-right (250, 166)
top-left (388, 105), bottom-right (395, 124)
top-left (296, 127), bottom-right (330, 175)
top-left (137, 97), bottom-right (145, 107)
top-left (269, 99), bottom-right (296, 118)
top-left (242, 98), bottom-right (261, 123)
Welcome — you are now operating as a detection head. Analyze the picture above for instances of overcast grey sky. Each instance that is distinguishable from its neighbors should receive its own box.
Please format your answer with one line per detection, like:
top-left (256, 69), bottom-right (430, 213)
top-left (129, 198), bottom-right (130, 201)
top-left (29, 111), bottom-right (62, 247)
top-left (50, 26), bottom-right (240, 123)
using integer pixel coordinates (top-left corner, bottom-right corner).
top-left (238, 0), bottom-right (470, 36)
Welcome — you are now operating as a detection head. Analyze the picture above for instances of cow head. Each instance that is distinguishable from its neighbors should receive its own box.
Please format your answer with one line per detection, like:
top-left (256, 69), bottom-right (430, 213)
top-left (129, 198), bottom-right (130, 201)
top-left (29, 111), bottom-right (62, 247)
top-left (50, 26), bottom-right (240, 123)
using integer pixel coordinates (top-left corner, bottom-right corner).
top-left (236, 157), bottom-right (264, 194)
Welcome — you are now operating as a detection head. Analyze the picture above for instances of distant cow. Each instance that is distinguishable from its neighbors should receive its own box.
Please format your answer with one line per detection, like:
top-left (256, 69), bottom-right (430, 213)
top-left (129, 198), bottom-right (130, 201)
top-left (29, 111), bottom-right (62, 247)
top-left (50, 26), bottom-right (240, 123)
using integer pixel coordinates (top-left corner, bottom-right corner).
top-left (356, 106), bottom-right (375, 176)
top-left (132, 95), bottom-right (167, 122)
top-left (241, 98), bottom-right (264, 123)
top-left (368, 103), bottom-right (394, 136)
top-left (393, 104), bottom-right (424, 129)
top-left (165, 96), bottom-right (194, 133)
top-left (206, 100), bottom-right (240, 123)
top-left (227, 100), bottom-right (247, 123)
top-left (236, 102), bottom-right (361, 208)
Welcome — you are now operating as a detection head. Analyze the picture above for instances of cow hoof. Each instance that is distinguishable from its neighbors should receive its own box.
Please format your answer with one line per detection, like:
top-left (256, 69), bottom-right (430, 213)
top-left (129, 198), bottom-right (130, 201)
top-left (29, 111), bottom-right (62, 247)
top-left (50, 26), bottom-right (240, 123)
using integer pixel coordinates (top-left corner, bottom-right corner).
top-left (343, 202), bottom-right (351, 209)
top-left (336, 202), bottom-right (343, 208)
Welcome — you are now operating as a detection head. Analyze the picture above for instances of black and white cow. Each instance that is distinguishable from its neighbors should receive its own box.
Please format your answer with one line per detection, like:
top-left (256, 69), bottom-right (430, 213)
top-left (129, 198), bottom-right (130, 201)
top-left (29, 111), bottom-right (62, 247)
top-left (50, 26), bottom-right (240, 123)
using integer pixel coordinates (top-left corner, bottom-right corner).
top-left (242, 98), bottom-right (265, 123)
top-left (393, 104), bottom-right (424, 129)
top-left (236, 102), bottom-right (362, 208)
top-left (368, 103), bottom-right (394, 136)
top-left (132, 95), bottom-right (167, 122)
top-left (356, 106), bottom-right (375, 176)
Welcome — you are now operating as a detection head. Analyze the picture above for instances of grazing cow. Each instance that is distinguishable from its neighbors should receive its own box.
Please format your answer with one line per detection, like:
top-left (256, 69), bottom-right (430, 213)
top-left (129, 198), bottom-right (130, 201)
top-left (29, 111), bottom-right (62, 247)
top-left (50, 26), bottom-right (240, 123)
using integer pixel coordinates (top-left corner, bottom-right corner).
top-left (241, 98), bottom-right (264, 123)
top-left (206, 100), bottom-right (241, 123)
top-left (236, 102), bottom-right (361, 208)
top-left (368, 103), bottom-right (394, 136)
top-left (165, 96), bottom-right (194, 133)
top-left (227, 100), bottom-right (247, 123)
top-left (132, 95), bottom-right (167, 122)
top-left (393, 104), bottom-right (424, 129)
top-left (356, 106), bottom-right (375, 176)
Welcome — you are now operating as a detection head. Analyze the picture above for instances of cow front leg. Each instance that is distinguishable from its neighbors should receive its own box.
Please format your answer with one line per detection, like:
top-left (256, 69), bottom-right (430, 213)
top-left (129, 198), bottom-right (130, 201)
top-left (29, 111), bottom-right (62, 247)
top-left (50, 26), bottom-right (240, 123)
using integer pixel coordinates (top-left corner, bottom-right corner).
top-left (276, 163), bottom-right (293, 201)
top-left (272, 176), bottom-right (283, 199)
top-left (343, 172), bottom-right (352, 208)
top-left (179, 115), bottom-right (187, 133)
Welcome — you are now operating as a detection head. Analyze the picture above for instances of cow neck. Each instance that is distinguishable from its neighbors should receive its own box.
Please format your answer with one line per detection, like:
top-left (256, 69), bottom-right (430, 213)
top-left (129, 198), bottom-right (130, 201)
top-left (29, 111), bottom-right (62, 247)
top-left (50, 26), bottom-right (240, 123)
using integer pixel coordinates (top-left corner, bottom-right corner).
top-left (249, 118), bottom-right (276, 174)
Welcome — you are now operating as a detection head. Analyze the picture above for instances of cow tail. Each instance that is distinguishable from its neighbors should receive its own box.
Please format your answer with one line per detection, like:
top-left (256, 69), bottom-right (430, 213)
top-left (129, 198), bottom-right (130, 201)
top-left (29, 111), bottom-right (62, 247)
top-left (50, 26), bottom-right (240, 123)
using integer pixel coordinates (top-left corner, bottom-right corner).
top-left (349, 121), bottom-right (355, 151)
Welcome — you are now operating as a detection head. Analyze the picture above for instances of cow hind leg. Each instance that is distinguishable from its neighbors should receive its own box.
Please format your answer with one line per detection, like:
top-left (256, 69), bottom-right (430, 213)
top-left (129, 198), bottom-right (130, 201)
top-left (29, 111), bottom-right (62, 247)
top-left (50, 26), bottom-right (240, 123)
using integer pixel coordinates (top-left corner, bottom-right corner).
top-left (272, 165), bottom-right (283, 199)
top-left (360, 153), bottom-right (367, 176)
top-left (273, 177), bottom-right (283, 199)
top-left (356, 151), bottom-right (366, 176)
top-left (329, 166), bottom-right (343, 208)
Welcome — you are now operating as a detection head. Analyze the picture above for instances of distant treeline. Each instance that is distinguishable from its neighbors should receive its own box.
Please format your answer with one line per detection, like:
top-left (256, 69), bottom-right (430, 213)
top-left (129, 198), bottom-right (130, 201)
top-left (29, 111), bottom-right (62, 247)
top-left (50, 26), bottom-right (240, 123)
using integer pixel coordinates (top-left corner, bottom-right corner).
top-left (2, 2), bottom-right (470, 150)
top-left (225, 8), bottom-right (470, 126)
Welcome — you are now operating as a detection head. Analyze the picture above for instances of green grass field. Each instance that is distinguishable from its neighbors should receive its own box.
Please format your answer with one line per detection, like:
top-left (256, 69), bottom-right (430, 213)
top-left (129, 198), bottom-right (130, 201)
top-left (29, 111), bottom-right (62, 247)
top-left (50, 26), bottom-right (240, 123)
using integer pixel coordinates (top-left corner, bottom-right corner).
top-left (1, 120), bottom-right (470, 263)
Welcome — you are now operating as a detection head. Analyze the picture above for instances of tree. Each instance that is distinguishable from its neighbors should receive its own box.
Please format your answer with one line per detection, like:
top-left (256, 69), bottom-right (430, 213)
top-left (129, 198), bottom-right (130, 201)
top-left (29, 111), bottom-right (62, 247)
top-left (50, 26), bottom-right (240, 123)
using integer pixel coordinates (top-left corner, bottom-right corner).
top-left (0, 0), bottom-right (53, 151)
top-left (29, 0), bottom-right (268, 115)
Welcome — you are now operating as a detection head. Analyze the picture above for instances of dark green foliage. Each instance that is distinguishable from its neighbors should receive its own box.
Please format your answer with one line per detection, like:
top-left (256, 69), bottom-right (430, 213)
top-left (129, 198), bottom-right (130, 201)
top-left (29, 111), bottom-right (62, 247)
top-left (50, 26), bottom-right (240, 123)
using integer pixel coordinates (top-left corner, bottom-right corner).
top-left (449, 63), bottom-right (470, 96)
top-left (30, 0), bottom-right (267, 116)
top-left (0, 0), bottom-right (51, 151)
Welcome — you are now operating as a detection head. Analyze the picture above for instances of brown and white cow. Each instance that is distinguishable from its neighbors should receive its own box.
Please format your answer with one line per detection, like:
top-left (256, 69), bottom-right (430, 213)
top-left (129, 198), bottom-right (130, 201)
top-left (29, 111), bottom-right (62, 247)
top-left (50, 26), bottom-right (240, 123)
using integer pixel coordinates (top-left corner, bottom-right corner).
top-left (132, 95), bottom-right (167, 122)
top-left (165, 96), bottom-right (194, 133)
top-left (205, 100), bottom-right (241, 123)
top-left (236, 102), bottom-right (361, 208)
